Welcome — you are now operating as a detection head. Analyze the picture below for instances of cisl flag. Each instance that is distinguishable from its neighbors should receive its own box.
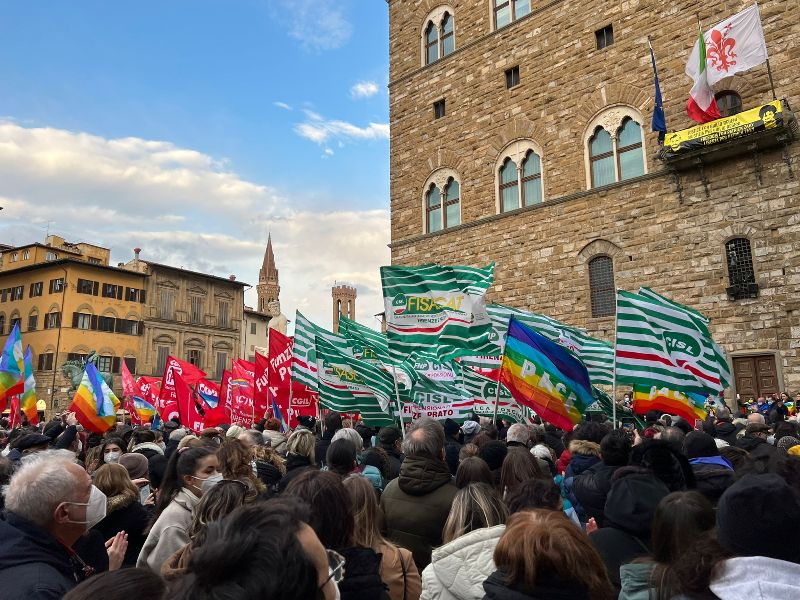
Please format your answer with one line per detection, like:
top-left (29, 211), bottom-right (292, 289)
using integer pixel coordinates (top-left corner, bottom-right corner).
top-left (686, 4), bottom-right (768, 87)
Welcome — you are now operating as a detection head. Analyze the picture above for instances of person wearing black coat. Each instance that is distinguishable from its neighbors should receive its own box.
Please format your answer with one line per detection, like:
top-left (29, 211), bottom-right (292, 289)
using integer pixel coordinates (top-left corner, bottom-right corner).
top-left (572, 430), bottom-right (631, 526)
top-left (314, 412), bottom-right (342, 468)
top-left (275, 452), bottom-right (316, 493)
top-left (683, 431), bottom-right (735, 504)
top-left (704, 407), bottom-right (741, 446)
top-left (443, 419), bottom-right (463, 476)
top-left (736, 422), bottom-right (776, 473)
top-left (377, 426), bottom-right (404, 480)
top-left (589, 471), bottom-right (670, 594)
top-left (767, 398), bottom-right (789, 424)
top-left (92, 496), bottom-right (149, 567)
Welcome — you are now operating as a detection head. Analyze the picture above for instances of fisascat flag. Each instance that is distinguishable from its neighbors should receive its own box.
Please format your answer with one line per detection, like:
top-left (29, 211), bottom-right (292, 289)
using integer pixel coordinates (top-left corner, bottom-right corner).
top-left (21, 346), bottom-right (38, 425)
top-left (686, 23), bottom-right (721, 123)
top-left (486, 303), bottom-right (615, 387)
top-left (292, 310), bottom-right (348, 391)
top-left (500, 318), bottom-right (594, 432)
top-left (69, 363), bottom-right (120, 433)
top-left (615, 289), bottom-right (729, 397)
top-left (685, 4), bottom-right (768, 87)
top-left (314, 335), bottom-right (394, 426)
top-left (381, 263), bottom-right (496, 362)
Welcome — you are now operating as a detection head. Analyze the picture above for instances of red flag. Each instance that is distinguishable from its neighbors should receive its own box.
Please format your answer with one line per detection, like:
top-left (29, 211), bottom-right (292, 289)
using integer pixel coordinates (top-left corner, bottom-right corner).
top-left (227, 361), bottom-right (255, 426)
top-left (233, 358), bottom-right (255, 379)
top-left (121, 360), bottom-right (140, 398)
top-left (289, 384), bottom-right (319, 428)
top-left (254, 353), bottom-right (271, 418)
top-left (125, 397), bottom-right (144, 426)
top-left (9, 395), bottom-right (22, 428)
top-left (159, 356), bottom-right (206, 423)
top-left (174, 371), bottom-right (205, 432)
top-left (198, 378), bottom-right (228, 428)
top-left (267, 330), bottom-right (294, 424)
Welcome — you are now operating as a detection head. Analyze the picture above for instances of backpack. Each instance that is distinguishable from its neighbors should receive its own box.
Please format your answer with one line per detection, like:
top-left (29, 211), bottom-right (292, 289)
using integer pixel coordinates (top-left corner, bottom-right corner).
top-left (337, 546), bottom-right (391, 600)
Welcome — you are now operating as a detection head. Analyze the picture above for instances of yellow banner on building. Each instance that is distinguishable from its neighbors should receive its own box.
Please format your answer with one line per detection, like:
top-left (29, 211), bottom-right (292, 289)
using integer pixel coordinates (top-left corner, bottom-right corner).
top-left (662, 100), bottom-right (785, 158)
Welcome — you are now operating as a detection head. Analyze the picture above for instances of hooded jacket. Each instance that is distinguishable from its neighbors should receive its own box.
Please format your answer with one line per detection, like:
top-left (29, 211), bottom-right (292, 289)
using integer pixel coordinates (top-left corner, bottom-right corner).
top-left (712, 421), bottom-right (740, 446)
top-left (572, 462), bottom-right (619, 526)
top-left (710, 556), bottom-right (800, 600)
top-left (618, 563), bottom-right (656, 600)
top-left (562, 440), bottom-right (601, 522)
top-left (482, 570), bottom-right (591, 600)
top-left (263, 429), bottom-right (288, 455)
top-left (736, 436), bottom-right (776, 473)
top-left (420, 525), bottom-right (504, 600)
top-left (0, 512), bottom-right (81, 600)
top-left (131, 442), bottom-right (165, 460)
top-left (137, 488), bottom-right (200, 571)
top-left (380, 455), bottom-right (458, 570)
top-left (689, 457), bottom-right (735, 504)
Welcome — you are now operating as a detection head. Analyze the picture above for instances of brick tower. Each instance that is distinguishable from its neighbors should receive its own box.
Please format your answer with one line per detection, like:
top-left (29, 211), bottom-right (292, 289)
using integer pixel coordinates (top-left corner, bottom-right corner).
top-left (332, 283), bottom-right (357, 333)
top-left (257, 234), bottom-right (280, 312)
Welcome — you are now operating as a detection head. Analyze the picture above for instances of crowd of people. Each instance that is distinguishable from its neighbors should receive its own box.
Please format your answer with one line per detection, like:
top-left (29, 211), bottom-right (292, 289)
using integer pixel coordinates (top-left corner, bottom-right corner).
top-left (0, 402), bottom-right (799, 600)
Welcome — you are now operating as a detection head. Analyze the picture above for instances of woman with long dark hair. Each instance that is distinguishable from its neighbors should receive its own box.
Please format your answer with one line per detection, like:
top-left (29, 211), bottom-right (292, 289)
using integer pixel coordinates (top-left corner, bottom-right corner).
top-left (136, 447), bottom-right (219, 571)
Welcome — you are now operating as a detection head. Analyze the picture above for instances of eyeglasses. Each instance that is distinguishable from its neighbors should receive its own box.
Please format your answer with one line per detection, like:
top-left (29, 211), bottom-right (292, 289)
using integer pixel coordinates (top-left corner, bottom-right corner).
top-left (319, 548), bottom-right (346, 588)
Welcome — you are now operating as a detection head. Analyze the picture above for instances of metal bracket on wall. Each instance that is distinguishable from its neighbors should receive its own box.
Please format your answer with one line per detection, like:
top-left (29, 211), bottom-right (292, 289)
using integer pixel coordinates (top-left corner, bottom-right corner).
top-left (780, 138), bottom-right (795, 179)
top-left (670, 169), bottom-right (684, 204)
top-left (750, 144), bottom-right (763, 186)
top-left (694, 159), bottom-right (711, 199)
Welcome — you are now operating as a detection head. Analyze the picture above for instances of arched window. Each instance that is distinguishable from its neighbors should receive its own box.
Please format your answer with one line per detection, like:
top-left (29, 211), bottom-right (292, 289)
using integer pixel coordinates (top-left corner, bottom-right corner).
top-left (0, 314), bottom-right (5, 336)
top-left (426, 184), bottom-right (443, 233)
top-left (493, 0), bottom-right (531, 30)
top-left (616, 118), bottom-right (645, 181)
top-left (715, 91), bottom-right (743, 118)
top-left (589, 256), bottom-right (615, 318)
top-left (441, 13), bottom-right (454, 56)
top-left (425, 21), bottom-right (439, 65)
top-left (521, 151), bottom-right (542, 206)
top-left (585, 108), bottom-right (648, 188)
top-left (499, 159), bottom-right (519, 212)
top-left (589, 127), bottom-right (615, 188)
top-left (725, 238), bottom-right (758, 300)
top-left (443, 178), bottom-right (461, 227)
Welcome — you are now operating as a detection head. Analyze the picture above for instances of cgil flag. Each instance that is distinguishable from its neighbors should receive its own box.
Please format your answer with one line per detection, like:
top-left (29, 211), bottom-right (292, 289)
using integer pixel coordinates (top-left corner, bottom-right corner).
top-left (686, 22), bottom-right (721, 123)
top-left (381, 263), bottom-right (496, 362)
top-left (500, 318), bottom-right (594, 432)
top-left (21, 346), bottom-right (38, 425)
top-left (685, 4), bottom-right (769, 87)
top-left (69, 362), bottom-right (121, 433)
top-left (615, 289), bottom-right (730, 398)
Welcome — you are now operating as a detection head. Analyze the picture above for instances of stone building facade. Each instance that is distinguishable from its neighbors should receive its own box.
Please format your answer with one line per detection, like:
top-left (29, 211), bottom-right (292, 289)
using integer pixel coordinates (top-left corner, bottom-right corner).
top-left (124, 251), bottom-right (247, 381)
top-left (388, 0), bottom-right (800, 398)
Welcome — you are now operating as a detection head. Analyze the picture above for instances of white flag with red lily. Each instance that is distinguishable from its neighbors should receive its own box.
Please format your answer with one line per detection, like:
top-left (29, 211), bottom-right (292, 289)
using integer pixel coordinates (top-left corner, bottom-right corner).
top-left (685, 4), bottom-right (769, 87)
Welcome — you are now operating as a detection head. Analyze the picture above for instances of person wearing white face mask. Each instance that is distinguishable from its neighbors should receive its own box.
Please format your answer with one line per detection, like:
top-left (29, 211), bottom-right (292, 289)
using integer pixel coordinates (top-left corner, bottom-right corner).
top-left (137, 446), bottom-right (220, 571)
top-left (0, 449), bottom-right (128, 599)
top-left (100, 437), bottom-right (126, 465)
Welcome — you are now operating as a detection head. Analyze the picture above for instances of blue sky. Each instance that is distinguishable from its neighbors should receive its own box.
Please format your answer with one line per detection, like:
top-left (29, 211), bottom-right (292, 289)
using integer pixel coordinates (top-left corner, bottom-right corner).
top-left (0, 0), bottom-right (392, 329)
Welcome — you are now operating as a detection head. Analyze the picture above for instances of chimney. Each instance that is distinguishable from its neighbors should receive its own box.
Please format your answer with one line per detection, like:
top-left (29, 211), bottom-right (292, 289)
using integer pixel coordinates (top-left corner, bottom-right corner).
top-left (229, 275), bottom-right (236, 281)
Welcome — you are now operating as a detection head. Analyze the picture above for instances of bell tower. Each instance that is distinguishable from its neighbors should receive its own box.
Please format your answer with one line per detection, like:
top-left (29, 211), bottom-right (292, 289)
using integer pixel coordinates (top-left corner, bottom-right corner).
top-left (257, 234), bottom-right (280, 312)
top-left (332, 283), bottom-right (357, 333)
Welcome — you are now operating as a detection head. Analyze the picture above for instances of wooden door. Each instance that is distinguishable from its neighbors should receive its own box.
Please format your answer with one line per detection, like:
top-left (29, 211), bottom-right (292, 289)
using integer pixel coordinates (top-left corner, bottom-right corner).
top-left (733, 355), bottom-right (779, 399)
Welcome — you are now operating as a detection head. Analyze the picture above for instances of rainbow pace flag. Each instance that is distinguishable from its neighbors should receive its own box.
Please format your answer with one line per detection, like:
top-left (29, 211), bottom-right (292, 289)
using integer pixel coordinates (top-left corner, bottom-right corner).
top-left (632, 384), bottom-right (708, 425)
top-left (500, 318), bottom-right (594, 432)
top-left (69, 362), bottom-right (121, 433)
top-left (21, 346), bottom-right (38, 425)
top-left (0, 322), bottom-right (24, 408)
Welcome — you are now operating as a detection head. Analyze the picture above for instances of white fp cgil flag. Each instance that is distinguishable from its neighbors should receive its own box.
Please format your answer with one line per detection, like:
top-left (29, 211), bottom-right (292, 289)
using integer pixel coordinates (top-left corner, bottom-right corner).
top-left (685, 3), bottom-right (768, 87)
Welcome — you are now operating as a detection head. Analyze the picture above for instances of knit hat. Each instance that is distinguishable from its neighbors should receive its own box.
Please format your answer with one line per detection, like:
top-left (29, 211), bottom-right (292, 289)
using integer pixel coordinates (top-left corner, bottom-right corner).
top-left (717, 474), bottom-right (800, 563)
top-left (745, 422), bottom-right (770, 436)
top-left (479, 440), bottom-right (507, 471)
top-left (715, 407), bottom-right (733, 422)
top-left (604, 473), bottom-right (671, 535)
top-left (14, 433), bottom-right (51, 451)
top-left (777, 436), bottom-right (800, 453)
top-left (683, 431), bottom-right (719, 459)
top-left (443, 418), bottom-right (460, 437)
top-left (119, 452), bottom-right (148, 479)
top-left (226, 425), bottom-right (245, 439)
top-left (461, 420), bottom-right (480, 435)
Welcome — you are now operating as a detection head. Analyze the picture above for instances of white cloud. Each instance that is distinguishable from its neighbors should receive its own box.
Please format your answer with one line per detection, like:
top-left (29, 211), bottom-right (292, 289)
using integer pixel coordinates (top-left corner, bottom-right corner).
top-left (0, 121), bottom-right (390, 331)
top-left (295, 110), bottom-right (389, 145)
top-left (273, 0), bottom-right (353, 52)
top-left (273, 101), bottom-right (292, 111)
top-left (323, 148), bottom-right (334, 156)
top-left (350, 81), bottom-right (380, 99)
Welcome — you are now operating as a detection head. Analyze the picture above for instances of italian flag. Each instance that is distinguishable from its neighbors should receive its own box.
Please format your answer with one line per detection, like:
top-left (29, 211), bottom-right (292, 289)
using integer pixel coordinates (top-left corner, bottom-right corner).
top-left (686, 26), bottom-right (721, 123)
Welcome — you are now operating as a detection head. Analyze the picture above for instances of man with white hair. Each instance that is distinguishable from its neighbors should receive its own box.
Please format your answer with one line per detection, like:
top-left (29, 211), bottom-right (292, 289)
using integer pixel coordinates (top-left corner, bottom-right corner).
top-left (0, 449), bottom-right (107, 598)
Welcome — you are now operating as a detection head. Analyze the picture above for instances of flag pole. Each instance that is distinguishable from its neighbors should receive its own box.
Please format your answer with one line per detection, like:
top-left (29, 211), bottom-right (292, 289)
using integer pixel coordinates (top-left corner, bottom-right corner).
top-left (491, 376), bottom-right (501, 424)
top-left (765, 59), bottom-right (778, 101)
top-left (754, 2), bottom-right (778, 101)
top-left (612, 290), bottom-right (619, 428)
top-left (391, 366), bottom-right (407, 439)
top-left (492, 316), bottom-right (512, 424)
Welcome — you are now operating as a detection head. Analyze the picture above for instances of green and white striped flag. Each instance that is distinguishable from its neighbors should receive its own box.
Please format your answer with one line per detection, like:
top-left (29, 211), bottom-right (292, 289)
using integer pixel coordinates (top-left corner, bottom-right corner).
top-left (314, 335), bottom-right (395, 426)
top-left (615, 289), bottom-right (729, 396)
top-left (380, 263), bottom-right (496, 362)
top-left (291, 311), bottom-right (348, 391)
top-left (486, 304), bottom-right (615, 387)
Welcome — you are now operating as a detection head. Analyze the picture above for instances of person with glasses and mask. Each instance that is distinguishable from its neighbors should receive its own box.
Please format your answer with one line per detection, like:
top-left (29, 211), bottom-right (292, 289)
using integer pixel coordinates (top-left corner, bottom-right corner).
top-left (0, 449), bottom-right (124, 600)
top-left (137, 446), bottom-right (219, 572)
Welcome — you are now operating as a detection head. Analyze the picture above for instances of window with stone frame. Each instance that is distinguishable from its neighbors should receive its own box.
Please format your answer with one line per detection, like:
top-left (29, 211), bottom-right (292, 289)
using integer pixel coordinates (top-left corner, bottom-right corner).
top-left (586, 109), bottom-right (646, 188)
top-left (496, 142), bottom-right (544, 213)
top-left (422, 8), bottom-right (455, 66)
top-left (0, 315), bottom-right (5, 336)
top-left (218, 301), bottom-right (230, 328)
top-left (156, 345), bottom-right (170, 375)
top-left (97, 355), bottom-right (113, 373)
top-left (588, 256), bottom-right (616, 318)
top-left (424, 172), bottom-right (461, 234)
top-left (715, 91), bottom-right (743, 118)
top-left (493, 0), bottom-right (530, 30)
top-left (725, 238), bottom-right (758, 300)
top-left (190, 295), bottom-right (204, 324)
top-left (187, 349), bottom-right (202, 367)
top-left (216, 351), bottom-right (228, 379)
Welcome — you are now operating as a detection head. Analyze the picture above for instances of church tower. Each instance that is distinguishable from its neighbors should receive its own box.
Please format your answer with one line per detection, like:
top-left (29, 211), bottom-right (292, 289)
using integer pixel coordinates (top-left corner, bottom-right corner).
top-left (332, 283), bottom-right (357, 333)
top-left (257, 234), bottom-right (280, 312)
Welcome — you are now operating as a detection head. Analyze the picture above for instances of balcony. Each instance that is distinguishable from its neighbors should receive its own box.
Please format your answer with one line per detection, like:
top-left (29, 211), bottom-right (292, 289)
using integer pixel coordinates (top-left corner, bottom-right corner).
top-left (658, 99), bottom-right (797, 171)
